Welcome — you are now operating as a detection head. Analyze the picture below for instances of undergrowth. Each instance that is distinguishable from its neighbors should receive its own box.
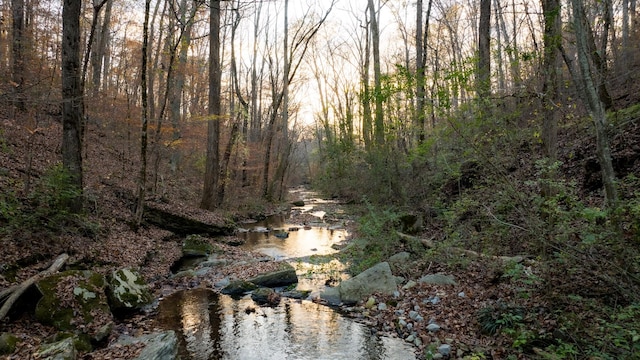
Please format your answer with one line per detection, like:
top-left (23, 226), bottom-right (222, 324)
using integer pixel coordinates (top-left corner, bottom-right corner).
top-left (315, 101), bottom-right (640, 358)
top-left (0, 163), bottom-right (97, 238)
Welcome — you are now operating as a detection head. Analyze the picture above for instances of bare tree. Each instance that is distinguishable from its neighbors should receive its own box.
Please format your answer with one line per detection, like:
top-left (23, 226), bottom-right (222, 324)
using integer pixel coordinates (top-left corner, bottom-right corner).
top-left (571, 0), bottom-right (617, 208)
top-left (416, 0), bottom-right (433, 144)
top-left (11, 0), bottom-right (25, 109)
top-left (368, 0), bottom-right (384, 146)
top-left (61, 0), bottom-right (84, 213)
top-left (135, 0), bottom-right (152, 226)
top-left (476, 0), bottom-right (491, 100)
top-left (201, 0), bottom-right (222, 209)
top-left (541, 0), bottom-right (561, 163)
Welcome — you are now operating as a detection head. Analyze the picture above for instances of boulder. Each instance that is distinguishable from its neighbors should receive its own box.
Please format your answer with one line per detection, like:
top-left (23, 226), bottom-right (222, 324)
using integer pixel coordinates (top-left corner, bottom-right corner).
top-left (35, 270), bottom-right (113, 339)
top-left (106, 268), bottom-right (153, 313)
top-left (248, 262), bottom-right (298, 287)
top-left (319, 287), bottom-right (342, 305)
top-left (116, 330), bottom-right (179, 360)
top-left (0, 332), bottom-right (19, 355)
top-left (182, 234), bottom-right (214, 257)
top-left (418, 273), bottom-right (457, 285)
top-left (36, 337), bottom-right (77, 360)
top-left (339, 262), bottom-right (397, 304)
top-left (387, 252), bottom-right (411, 274)
top-left (221, 280), bottom-right (258, 295)
top-left (251, 287), bottom-right (281, 305)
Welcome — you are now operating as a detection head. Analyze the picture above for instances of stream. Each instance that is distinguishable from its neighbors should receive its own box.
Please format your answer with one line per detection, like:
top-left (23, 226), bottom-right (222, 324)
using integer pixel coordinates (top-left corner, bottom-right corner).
top-left (156, 188), bottom-right (418, 359)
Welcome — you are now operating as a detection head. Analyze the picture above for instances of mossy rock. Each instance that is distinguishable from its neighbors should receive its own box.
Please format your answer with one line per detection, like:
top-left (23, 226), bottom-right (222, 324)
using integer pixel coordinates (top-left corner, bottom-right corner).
top-left (36, 337), bottom-right (77, 360)
top-left (0, 332), bottom-right (19, 355)
top-left (248, 262), bottom-right (298, 287)
top-left (106, 268), bottom-right (153, 313)
top-left (221, 280), bottom-right (258, 295)
top-left (35, 270), bottom-right (113, 338)
top-left (183, 234), bottom-right (213, 257)
top-left (48, 332), bottom-right (93, 353)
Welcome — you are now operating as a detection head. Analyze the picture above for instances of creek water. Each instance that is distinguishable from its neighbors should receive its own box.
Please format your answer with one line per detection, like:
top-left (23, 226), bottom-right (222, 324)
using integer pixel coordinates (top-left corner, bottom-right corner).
top-left (156, 189), bottom-right (418, 359)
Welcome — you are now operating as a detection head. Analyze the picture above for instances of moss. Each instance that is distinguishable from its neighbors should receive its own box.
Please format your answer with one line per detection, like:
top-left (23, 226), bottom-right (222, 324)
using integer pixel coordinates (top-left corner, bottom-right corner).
top-left (0, 332), bottom-right (19, 355)
top-left (183, 234), bottom-right (213, 256)
top-left (108, 268), bottom-right (152, 310)
top-left (35, 270), bottom-right (111, 334)
top-left (49, 333), bottom-right (92, 353)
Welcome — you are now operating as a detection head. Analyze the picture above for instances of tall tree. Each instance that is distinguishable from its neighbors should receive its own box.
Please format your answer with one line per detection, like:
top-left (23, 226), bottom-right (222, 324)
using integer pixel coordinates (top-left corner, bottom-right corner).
top-left (11, 0), bottom-right (25, 108)
top-left (476, 0), bottom-right (491, 100)
top-left (61, 0), bottom-right (84, 213)
top-left (541, 0), bottom-right (561, 163)
top-left (135, 0), bottom-right (152, 226)
top-left (571, 0), bottom-right (618, 208)
top-left (368, 0), bottom-right (384, 146)
top-left (201, 0), bottom-right (222, 209)
top-left (416, 0), bottom-right (433, 144)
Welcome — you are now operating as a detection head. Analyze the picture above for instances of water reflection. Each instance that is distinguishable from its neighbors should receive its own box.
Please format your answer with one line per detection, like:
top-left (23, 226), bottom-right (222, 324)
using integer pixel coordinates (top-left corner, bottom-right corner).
top-left (156, 288), bottom-right (417, 360)
top-left (240, 220), bottom-right (347, 260)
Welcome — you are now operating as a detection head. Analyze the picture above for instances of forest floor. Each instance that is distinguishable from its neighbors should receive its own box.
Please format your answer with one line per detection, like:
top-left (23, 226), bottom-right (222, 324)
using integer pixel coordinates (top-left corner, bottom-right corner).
top-left (1, 109), bottom-right (639, 359)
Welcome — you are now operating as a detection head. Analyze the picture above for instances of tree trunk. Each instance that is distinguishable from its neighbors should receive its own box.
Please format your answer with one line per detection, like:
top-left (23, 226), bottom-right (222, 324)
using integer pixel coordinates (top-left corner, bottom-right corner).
top-left (361, 10), bottom-right (372, 151)
top-left (368, 0), bottom-right (384, 146)
top-left (201, 0), bottom-right (222, 210)
top-left (571, 0), bottom-right (618, 208)
top-left (61, 0), bottom-right (84, 213)
top-left (99, 0), bottom-right (113, 92)
top-left (541, 0), bottom-right (561, 162)
top-left (11, 0), bottom-right (25, 109)
top-left (476, 0), bottom-right (491, 100)
top-left (135, 0), bottom-right (151, 226)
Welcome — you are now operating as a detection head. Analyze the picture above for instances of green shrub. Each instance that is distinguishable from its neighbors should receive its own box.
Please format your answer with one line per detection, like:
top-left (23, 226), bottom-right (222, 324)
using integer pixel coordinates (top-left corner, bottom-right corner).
top-left (0, 163), bottom-right (93, 237)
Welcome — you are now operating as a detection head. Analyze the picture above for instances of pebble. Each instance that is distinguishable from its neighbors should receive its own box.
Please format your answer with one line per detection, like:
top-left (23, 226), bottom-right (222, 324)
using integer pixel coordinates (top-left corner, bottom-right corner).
top-left (409, 311), bottom-right (419, 320)
top-left (398, 319), bottom-right (407, 328)
top-left (402, 280), bottom-right (417, 289)
top-left (395, 309), bottom-right (405, 316)
top-left (438, 344), bottom-right (452, 356)
top-left (377, 303), bottom-right (388, 311)
top-left (393, 290), bottom-right (401, 298)
top-left (406, 323), bottom-right (413, 330)
top-left (458, 291), bottom-right (465, 298)
top-left (426, 323), bottom-right (441, 332)
top-left (405, 334), bottom-right (415, 342)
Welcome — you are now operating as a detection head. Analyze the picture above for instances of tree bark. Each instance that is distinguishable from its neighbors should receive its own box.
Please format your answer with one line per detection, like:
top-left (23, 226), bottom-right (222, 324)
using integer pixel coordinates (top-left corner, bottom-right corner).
top-left (476, 0), bottom-right (491, 100)
top-left (368, 0), bottom-right (384, 146)
top-left (201, 0), bottom-right (222, 209)
top-left (11, 0), bottom-right (25, 109)
top-left (541, 0), bottom-right (561, 162)
top-left (62, 0), bottom-right (84, 213)
top-left (571, 0), bottom-right (618, 208)
top-left (135, 0), bottom-right (151, 226)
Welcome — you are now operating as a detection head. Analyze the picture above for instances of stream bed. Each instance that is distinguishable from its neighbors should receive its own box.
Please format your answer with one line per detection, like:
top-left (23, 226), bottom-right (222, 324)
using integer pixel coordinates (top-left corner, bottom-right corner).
top-left (155, 188), bottom-right (418, 359)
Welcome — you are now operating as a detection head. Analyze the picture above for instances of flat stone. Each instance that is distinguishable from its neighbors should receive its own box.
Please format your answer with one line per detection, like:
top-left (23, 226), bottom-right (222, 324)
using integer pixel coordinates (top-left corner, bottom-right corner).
top-left (426, 323), bottom-right (441, 332)
top-left (339, 262), bottom-right (397, 304)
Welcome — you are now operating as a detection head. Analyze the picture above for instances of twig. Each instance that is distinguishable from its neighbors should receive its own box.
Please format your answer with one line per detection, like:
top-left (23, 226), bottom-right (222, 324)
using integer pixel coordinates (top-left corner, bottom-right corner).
top-left (483, 204), bottom-right (529, 232)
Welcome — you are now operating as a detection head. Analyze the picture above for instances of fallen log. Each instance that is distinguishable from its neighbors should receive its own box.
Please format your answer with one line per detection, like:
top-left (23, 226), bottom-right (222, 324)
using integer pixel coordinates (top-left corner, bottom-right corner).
top-left (143, 201), bottom-right (235, 236)
top-left (0, 253), bottom-right (69, 321)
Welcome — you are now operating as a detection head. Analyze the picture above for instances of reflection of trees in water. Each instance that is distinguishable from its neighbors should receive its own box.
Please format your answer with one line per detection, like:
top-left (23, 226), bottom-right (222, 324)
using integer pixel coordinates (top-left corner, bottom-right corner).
top-left (157, 290), bottom-right (416, 359)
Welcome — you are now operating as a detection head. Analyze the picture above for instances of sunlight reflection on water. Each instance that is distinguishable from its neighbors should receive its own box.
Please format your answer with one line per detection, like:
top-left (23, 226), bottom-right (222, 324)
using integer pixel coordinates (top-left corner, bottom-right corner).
top-left (157, 288), bottom-right (417, 360)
